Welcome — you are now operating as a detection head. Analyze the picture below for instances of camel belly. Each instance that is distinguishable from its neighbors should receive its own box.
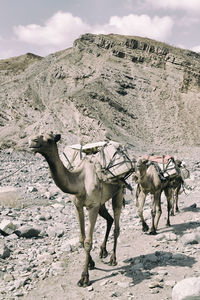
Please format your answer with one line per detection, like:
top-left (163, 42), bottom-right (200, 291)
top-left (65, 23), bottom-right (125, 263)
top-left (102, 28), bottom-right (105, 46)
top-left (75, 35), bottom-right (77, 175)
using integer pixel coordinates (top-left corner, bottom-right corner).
top-left (81, 182), bottom-right (122, 208)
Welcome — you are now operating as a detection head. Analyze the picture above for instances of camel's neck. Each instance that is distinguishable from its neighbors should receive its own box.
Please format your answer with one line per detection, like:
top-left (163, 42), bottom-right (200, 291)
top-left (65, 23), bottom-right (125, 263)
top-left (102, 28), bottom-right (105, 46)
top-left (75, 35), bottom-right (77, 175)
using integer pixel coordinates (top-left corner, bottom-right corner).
top-left (137, 164), bottom-right (162, 191)
top-left (137, 166), bottom-right (147, 181)
top-left (43, 149), bottom-right (83, 195)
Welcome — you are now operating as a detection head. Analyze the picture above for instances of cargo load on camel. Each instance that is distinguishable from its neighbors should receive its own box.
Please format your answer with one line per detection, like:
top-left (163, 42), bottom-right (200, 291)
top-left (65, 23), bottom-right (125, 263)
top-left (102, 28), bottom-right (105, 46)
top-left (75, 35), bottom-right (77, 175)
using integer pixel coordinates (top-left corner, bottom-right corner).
top-left (140, 155), bottom-right (180, 180)
top-left (61, 140), bottom-right (136, 189)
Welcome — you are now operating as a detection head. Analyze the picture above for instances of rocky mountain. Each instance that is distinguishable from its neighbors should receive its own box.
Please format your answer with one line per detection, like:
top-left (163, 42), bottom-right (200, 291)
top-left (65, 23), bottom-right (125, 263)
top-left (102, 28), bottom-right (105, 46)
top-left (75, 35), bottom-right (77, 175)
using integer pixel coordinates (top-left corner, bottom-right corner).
top-left (0, 33), bottom-right (200, 153)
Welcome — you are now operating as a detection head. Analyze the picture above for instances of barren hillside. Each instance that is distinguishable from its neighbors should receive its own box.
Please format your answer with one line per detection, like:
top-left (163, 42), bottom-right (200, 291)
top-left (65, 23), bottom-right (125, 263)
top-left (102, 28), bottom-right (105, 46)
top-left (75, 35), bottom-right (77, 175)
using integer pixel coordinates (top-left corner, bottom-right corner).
top-left (0, 33), bottom-right (200, 153)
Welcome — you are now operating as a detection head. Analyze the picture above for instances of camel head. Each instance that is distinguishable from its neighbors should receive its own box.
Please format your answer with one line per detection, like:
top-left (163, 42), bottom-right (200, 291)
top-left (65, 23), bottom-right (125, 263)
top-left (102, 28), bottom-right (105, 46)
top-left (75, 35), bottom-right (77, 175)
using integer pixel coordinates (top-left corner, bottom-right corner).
top-left (29, 133), bottom-right (61, 155)
top-left (136, 158), bottom-right (149, 178)
top-left (136, 158), bottom-right (148, 170)
top-left (175, 159), bottom-right (182, 168)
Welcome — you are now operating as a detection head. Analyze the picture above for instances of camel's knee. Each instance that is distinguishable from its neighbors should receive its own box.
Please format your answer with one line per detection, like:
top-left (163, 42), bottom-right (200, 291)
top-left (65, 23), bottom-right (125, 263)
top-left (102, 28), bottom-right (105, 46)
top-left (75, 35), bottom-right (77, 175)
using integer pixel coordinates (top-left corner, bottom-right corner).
top-left (157, 207), bottom-right (162, 215)
top-left (84, 240), bottom-right (92, 252)
top-left (151, 209), bottom-right (156, 218)
top-left (79, 235), bottom-right (85, 247)
top-left (138, 208), bottom-right (144, 218)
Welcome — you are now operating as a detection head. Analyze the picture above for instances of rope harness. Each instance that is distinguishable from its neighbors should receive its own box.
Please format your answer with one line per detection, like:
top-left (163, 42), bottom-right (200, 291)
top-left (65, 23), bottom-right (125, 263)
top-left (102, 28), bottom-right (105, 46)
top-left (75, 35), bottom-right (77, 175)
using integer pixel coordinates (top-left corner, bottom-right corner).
top-left (144, 157), bottom-right (189, 195)
top-left (100, 146), bottom-right (136, 191)
top-left (63, 142), bottom-right (136, 191)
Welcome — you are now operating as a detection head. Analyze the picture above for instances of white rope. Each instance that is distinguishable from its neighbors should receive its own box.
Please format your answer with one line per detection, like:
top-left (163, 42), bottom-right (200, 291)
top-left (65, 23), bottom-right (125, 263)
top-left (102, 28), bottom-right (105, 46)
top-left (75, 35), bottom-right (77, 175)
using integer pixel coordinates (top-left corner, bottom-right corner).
top-left (0, 162), bottom-right (31, 181)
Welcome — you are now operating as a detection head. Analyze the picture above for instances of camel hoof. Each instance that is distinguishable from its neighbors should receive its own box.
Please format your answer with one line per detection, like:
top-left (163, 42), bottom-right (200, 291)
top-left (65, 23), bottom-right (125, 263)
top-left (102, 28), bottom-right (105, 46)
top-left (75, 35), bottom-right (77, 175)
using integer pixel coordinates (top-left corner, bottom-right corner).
top-left (142, 224), bottom-right (149, 232)
top-left (77, 279), bottom-right (91, 287)
top-left (99, 249), bottom-right (109, 259)
top-left (109, 256), bottom-right (117, 266)
top-left (109, 260), bottom-right (117, 266)
top-left (77, 273), bottom-right (90, 287)
top-left (149, 231), bottom-right (157, 235)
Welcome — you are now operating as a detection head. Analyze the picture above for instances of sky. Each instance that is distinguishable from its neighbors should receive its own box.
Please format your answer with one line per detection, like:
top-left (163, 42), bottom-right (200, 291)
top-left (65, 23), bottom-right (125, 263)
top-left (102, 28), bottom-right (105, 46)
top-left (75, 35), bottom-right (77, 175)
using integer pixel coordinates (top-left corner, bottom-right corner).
top-left (0, 0), bottom-right (200, 59)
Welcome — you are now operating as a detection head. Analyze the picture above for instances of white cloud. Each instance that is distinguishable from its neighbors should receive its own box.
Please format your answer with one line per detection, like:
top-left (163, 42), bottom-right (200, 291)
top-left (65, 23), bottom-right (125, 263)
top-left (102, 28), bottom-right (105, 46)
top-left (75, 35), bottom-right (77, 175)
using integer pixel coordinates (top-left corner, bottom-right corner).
top-left (14, 11), bottom-right (90, 47)
top-left (14, 11), bottom-right (174, 55)
top-left (145, 0), bottom-right (200, 12)
top-left (95, 14), bottom-right (174, 41)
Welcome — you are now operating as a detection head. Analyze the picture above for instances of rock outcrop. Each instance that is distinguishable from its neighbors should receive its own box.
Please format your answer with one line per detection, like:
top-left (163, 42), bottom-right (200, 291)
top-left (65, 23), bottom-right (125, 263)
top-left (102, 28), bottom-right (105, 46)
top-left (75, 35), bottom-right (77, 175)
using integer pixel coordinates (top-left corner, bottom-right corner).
top-left (0, 33), bottom-right (200, 151)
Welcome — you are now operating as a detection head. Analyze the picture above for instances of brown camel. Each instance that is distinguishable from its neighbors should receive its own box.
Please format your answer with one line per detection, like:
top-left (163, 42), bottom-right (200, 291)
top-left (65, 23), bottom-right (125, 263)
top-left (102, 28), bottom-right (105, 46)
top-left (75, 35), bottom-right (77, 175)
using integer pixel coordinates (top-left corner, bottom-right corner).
top-left (170, 160), bottom-right (190, 215)
top-left (135, 157), bottom-right (181, 234)
top-left (170, 179), bottom-right (183, 216)
top-left (29, 133), bottom-right (125, 287)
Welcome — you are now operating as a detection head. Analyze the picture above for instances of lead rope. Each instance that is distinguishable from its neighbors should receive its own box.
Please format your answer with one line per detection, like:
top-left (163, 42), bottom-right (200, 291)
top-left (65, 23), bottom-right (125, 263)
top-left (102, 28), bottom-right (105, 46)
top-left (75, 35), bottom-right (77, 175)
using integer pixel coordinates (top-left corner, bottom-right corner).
top-left (0, 162), bottom-right (32, 182)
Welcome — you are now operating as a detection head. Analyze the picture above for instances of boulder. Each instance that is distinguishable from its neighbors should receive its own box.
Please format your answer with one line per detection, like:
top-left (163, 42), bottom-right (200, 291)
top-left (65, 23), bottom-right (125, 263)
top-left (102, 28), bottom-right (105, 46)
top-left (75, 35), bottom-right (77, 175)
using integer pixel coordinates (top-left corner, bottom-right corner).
top-left (0, 187), bottom-right (22, 208)
top-left (15, 225), bottom-right (41, 238)
top-left (181, 231), bottom-right (200, 245)
top-left (172, 277), bottom-right (200, 300)
top-left (0, 241), bottom-right (11, 259)
top-left (0, 219), bottom-right (17, 235)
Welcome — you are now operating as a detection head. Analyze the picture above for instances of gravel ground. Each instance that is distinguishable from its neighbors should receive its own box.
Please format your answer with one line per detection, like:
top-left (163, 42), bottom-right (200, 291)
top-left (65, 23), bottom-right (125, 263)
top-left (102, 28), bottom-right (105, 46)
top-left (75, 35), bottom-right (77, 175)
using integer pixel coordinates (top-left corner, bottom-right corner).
top-left (0, 149), bottom-right (199, 300)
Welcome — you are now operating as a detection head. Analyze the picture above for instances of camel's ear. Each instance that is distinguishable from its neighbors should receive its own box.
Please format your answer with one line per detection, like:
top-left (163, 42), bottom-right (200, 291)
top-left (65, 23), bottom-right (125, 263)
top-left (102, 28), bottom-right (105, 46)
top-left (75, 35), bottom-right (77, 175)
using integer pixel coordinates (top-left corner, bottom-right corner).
top-left (54, 134), bottom-right (61, 143)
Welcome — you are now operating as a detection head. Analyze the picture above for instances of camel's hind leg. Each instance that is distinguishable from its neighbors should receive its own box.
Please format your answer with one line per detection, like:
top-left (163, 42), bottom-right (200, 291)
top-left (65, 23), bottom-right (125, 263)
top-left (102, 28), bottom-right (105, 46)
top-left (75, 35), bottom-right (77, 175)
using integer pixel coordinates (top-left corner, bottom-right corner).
top-left (150, 191), bottom-right (162, 235)
top-left (170, 181), bottom-right (182, 215)
top-left (109, 189), bottom-right (123, 266)
top-left (137, 187), bottom-right (149, 232)
top-left (170, 188), bottom-right (176, 216)
top-left (98, 204), bottom-right (114, 259)
top-left (164, 187), bottom-right (173, 226)
top-left (175, 183), bottom-right (182, 212)
top-left (77, 205), bottom-right (99, 287)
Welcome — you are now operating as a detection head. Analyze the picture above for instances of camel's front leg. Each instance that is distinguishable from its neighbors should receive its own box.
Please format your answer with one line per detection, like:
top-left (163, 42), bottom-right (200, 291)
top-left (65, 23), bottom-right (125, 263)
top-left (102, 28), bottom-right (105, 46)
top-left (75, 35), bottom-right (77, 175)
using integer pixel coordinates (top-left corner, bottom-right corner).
top-left (150, 191), bottom-right (162, 234)
top-left (78, 205), bottom-right (99, 287)
top-left (137, 188), bottom-right (149, 232)
top-left (98, 204), bottom-right (113, 259)
top-left (74, 202), bottom-right (85, 246)
top-left (109, 190), bottom-right (123, 266)
top-left (135, 184), bottom-right (140, 208)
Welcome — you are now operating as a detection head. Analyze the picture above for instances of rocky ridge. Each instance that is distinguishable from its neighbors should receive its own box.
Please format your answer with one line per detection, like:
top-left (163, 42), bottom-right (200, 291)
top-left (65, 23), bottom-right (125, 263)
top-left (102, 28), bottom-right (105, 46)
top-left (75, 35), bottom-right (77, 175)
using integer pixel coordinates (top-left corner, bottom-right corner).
top-left (0, 33), bottom-right (200, 153)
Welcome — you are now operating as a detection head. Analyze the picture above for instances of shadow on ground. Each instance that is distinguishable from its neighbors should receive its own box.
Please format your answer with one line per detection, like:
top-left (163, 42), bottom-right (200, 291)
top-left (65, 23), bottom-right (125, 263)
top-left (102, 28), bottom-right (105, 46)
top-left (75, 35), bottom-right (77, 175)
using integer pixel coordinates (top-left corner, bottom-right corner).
top-left (90, 251), bottom-right (196, 286)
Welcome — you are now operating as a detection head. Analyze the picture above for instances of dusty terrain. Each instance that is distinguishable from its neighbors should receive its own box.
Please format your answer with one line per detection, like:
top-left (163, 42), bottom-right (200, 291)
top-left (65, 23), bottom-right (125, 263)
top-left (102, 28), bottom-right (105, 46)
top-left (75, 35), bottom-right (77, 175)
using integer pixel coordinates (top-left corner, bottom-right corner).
top-left (0, 149), bottom-right (199, 300)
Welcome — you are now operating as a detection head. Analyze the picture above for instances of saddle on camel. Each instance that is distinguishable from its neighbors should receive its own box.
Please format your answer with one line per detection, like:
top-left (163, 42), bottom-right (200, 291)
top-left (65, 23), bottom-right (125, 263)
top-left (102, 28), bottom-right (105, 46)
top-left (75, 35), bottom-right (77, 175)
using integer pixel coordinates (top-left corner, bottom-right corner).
top-left (62, 140), bottom-right (136, 190)
top-left (141, 154), bottom-right (180, 180)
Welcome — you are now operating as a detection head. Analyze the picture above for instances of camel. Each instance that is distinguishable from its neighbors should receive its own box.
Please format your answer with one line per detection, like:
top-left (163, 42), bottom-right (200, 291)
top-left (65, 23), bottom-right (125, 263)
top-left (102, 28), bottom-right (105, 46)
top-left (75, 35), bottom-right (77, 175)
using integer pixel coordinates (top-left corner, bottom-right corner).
top-left (134, 157), bottom-right (182, 234)
top-left (29, 133), bottom-right (125, 287)
top-left (170, 160), bottom-right (190, 215)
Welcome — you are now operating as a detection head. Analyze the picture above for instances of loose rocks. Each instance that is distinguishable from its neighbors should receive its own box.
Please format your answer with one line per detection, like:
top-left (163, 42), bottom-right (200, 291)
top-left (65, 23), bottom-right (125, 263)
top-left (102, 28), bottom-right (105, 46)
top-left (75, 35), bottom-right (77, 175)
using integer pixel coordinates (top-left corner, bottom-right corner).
top-left (172, 277), bottom-right (200, 300)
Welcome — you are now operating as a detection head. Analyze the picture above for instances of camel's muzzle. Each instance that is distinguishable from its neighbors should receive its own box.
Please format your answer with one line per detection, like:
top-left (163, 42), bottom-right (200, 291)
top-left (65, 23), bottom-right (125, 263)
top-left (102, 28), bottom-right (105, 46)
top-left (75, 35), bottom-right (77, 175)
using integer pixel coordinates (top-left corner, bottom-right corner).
top-left (28, 140), bottom-right (41, 152)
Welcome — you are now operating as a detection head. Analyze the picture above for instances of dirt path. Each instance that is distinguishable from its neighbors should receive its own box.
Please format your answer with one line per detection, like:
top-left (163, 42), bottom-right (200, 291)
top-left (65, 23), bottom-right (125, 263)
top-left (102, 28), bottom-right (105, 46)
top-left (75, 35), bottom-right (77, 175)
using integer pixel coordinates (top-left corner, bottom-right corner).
top-left (21, 190), bottom-right (200, 300)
